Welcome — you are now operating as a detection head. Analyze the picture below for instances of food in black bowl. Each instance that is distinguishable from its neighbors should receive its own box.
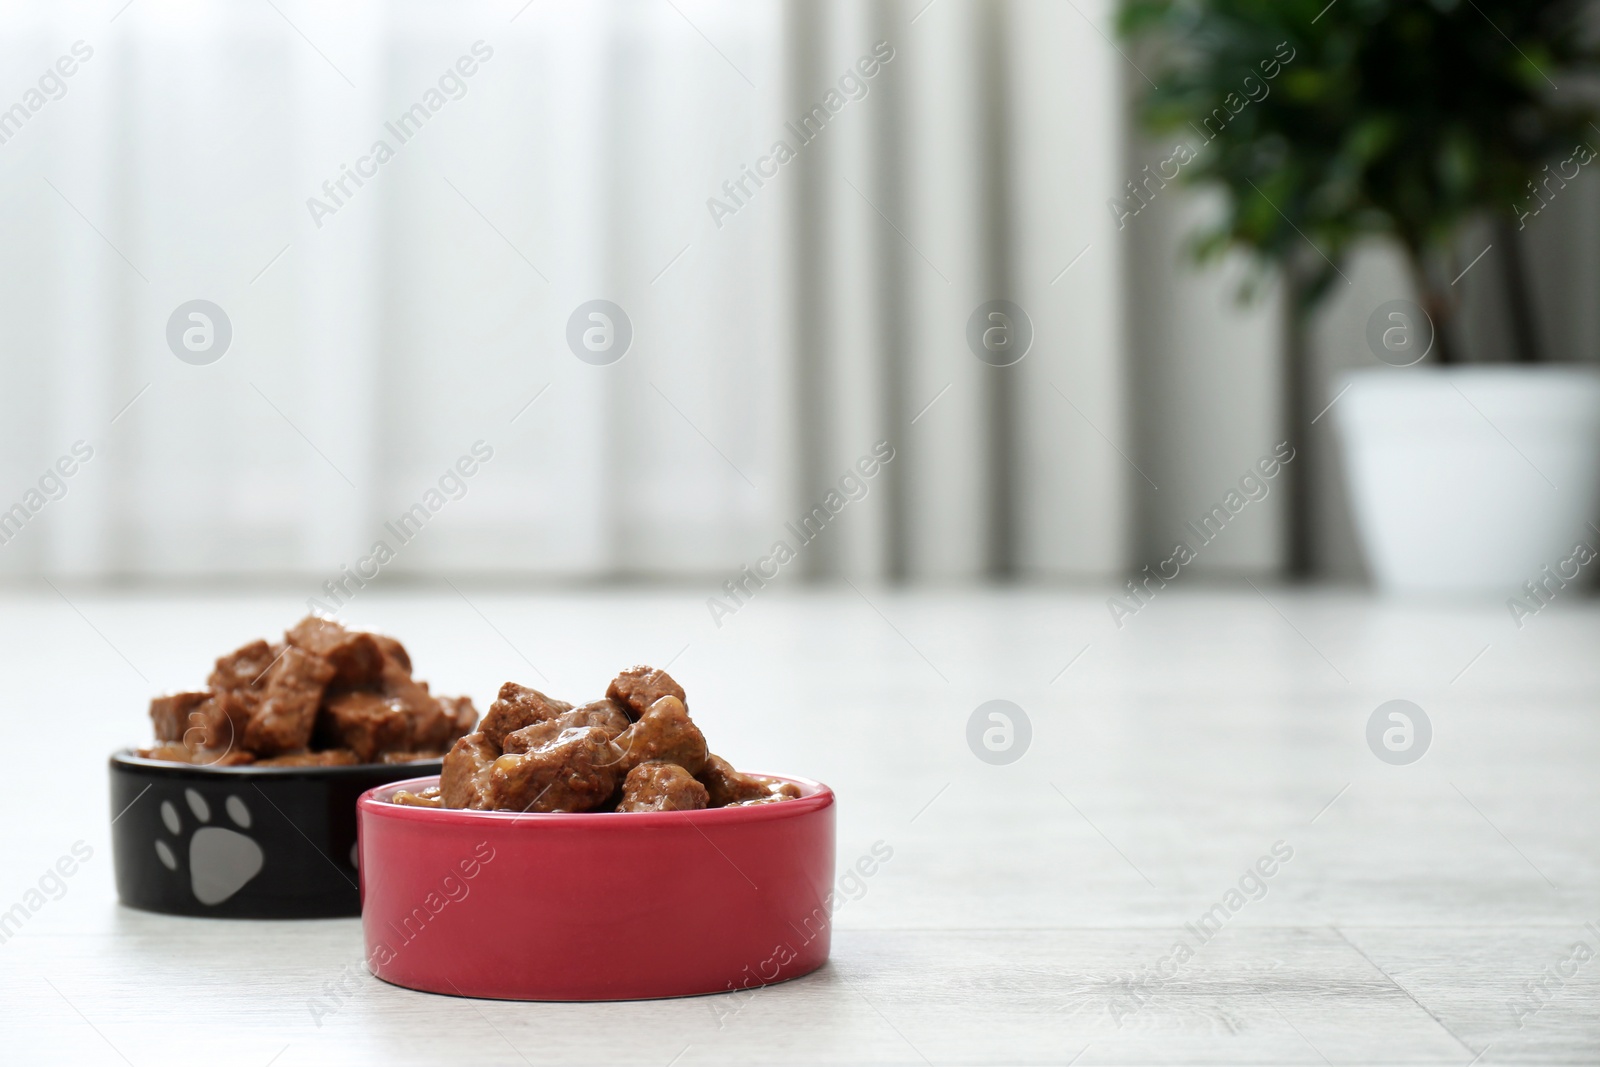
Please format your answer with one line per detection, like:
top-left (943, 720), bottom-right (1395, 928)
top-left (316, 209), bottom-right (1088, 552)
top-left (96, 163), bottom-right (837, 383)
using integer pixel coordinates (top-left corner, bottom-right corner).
top-left (111, 616), bottom-right (477, 918)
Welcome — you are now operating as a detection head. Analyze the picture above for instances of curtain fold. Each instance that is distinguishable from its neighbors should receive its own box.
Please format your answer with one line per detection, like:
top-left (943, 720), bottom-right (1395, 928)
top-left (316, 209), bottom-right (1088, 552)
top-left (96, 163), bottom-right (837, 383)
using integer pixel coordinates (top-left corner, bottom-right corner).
top-left (0, 0), bottom-right (1134, 584)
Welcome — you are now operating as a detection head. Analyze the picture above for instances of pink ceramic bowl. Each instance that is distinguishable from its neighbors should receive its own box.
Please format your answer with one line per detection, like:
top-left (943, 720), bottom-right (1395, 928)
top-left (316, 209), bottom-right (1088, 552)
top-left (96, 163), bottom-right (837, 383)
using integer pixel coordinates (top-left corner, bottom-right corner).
top-left (356, 774), bottom-right (835, 1001)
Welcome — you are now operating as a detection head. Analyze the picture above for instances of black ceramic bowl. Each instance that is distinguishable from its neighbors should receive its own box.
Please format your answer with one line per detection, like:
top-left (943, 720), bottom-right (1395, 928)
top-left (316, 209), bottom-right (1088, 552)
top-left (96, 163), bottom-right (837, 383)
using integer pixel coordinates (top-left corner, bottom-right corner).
top-left (110, 751), bottom-right (442, 919)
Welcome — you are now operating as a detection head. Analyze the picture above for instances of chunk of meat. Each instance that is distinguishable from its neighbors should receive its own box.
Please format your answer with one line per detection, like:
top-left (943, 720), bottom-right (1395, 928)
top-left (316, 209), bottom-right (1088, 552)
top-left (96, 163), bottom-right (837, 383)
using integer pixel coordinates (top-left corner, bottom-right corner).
top-left (211, 695), bottom-right (259, 740)
top-left (440, 732), bottom-right (500, 809)
top-left (209, 689), bottom-right (260, 747)
top-left (606, 666), bottom-right (687, 722)
top-left (285, 615), bottom-right (385, 688)
top-left (613, 695), bottom-right (707, 776)
top-left (149, 691), bottom-right (212, 743)
top-left (315, 691), bottom-right (410, 762)
top-left (205, 638), bottom-right (282, 745)
top-left (575, 698), bottom-right (632, 738)
top-left (616, 761), bottom-right (709, 812)
top-left (175, 695), bottom-right (239, 750)
top-left (241, 646), bottom-right (337, 755)
top-left (371, 633), bottom-right (411, 674)
top-left (697, 753), bottom-right (801, 807)
top-left (208, 638), bottom-right (281, 692)
top-left (385, 667), bottom-right (451, 751)
top-left (438, 695), bottom-right (478, 744)
top-left (369, 633), bottom-right (476, 753)
top-left (253, 749), bottom-right (360, 767)
top-left (284, 619), bottom-right (476, 758)
top-left (484, 726), bottom-right (623, 813)
top-left (501, 699), bottom-right (631, 754)
top-left (480, 682), bottom-right (573, 748)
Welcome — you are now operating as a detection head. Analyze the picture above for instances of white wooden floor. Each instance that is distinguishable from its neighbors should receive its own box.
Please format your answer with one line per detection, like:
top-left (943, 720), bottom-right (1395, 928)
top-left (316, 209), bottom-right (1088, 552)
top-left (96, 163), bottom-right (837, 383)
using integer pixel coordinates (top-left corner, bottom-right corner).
top-left (1, 585), bottom-right (1596, 1065)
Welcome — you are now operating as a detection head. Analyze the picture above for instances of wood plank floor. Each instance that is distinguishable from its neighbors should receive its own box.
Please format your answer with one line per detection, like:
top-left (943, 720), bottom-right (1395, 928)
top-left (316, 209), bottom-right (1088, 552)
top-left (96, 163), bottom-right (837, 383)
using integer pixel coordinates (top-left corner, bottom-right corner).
top-left (1, 587), bottom-right (1595, 1064)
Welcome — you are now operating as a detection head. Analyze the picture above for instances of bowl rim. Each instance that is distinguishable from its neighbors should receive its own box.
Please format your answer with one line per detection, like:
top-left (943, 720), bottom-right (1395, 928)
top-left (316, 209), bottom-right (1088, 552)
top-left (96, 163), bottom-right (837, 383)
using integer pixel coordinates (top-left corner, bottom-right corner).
top-left (359, 773), bottom-right (833, 827)
top-left (110, 748), bottom-right (444, 781)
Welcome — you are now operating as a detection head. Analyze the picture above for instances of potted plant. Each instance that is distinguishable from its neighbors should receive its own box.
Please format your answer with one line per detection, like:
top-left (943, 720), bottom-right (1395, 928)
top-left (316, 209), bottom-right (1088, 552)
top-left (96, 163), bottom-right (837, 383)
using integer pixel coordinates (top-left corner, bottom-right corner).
top-left (1119, 0), bottom-right (1600, 592)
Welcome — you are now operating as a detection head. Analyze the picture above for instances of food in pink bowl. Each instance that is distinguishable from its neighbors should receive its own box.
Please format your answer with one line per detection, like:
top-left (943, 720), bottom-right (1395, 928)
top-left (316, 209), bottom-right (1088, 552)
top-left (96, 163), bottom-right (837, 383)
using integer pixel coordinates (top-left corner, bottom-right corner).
top-left (357, 666), bottom-right (834, 1001)
top-left (393, 665), bottom-right (802, 814)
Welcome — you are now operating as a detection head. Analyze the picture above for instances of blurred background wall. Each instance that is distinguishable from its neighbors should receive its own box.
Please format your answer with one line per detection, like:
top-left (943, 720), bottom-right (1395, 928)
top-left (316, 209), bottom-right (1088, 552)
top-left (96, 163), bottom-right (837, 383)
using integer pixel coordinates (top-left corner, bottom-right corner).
top-left (0, 0), bottom-right (1594, 587)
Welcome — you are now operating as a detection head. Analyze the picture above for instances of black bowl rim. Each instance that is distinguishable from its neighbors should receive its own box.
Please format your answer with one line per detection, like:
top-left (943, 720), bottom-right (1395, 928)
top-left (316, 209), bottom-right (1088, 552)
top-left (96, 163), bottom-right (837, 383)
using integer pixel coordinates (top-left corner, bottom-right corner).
top-left (359, 772), bottom-right (833, 828)
top-left (110, 748), bottom-right (443, 781)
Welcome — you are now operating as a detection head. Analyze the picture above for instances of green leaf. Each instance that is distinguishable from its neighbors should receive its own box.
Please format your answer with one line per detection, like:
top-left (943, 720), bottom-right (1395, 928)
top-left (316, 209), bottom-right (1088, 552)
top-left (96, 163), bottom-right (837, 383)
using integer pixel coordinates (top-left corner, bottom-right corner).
top-left (1115, 0), bottom-right (1600, 323)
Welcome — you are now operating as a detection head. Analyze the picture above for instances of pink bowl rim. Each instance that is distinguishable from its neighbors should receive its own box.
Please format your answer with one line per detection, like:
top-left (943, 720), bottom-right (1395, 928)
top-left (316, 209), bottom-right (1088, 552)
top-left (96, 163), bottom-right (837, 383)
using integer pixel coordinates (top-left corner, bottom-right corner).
top-left (358, 773), bottom-right (833, 828)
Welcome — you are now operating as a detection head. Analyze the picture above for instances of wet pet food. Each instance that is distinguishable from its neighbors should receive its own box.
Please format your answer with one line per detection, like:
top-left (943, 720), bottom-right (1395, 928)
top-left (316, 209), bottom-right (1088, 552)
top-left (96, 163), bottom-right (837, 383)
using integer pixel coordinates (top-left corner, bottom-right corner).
top-left (139, 616), bottom-right (477, 767)
top-left (433, 666), bottom-right (798, 813)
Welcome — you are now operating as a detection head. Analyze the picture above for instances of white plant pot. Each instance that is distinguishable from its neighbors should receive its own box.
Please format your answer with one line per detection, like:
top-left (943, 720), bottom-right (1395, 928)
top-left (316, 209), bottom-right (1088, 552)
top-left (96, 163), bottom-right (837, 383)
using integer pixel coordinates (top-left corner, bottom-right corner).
top-left (1334, 365), bottom-right (1600, 593)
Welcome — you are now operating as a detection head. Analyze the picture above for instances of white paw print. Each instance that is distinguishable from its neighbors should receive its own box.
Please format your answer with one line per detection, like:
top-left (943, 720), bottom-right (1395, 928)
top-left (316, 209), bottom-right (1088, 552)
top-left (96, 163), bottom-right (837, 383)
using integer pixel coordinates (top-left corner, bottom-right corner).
top-left (155, 788), bottom-right (265, 905)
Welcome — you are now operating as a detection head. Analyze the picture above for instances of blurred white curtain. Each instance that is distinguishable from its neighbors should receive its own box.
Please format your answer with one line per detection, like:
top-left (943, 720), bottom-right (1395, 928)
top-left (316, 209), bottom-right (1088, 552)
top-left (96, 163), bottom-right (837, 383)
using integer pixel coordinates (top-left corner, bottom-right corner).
top-left (0, 0), bottom-right (1129, 583)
